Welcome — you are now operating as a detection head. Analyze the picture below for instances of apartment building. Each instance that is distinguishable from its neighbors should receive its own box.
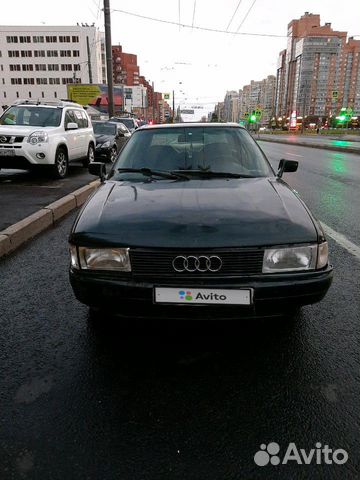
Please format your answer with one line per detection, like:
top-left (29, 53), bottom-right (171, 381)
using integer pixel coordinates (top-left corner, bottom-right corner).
top-left (0, 25), bottom-right (106, 107)
top-left (275, 12), bottom-right (360, 117)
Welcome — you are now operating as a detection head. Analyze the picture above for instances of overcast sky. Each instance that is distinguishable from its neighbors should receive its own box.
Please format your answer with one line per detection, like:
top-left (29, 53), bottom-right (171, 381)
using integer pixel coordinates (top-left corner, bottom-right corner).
top-left (2, 0), bottom-right (360, 118)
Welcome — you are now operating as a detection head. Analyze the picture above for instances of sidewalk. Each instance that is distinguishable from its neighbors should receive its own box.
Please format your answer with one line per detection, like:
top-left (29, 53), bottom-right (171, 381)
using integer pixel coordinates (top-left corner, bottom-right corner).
top-left (256, 133), bottom-right (360, 155)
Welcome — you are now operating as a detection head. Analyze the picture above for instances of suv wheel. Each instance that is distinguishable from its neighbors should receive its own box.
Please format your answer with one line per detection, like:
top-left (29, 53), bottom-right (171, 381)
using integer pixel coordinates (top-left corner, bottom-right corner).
top-left (52, 147), bottom-right (68, 179)
top-left (82, 144), bottom-right (95, 168)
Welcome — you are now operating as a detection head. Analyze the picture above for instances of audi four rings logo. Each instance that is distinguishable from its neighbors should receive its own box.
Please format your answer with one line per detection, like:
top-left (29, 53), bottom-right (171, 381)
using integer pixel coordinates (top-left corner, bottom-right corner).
top-left (172, 255), bottom-right (223, 272)
top-left (0, 136), bottom-right (7, 143)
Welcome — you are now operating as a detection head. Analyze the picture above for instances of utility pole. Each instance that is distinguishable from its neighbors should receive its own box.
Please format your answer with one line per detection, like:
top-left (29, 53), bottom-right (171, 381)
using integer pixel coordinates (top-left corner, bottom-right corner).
top-left (172, 90), bottom-right (175, 122)
top-left (104, 0), bottom-right (114, 117)
top-left (152, 81), bottom-right (155, 122)
top-left (86, 36), bottom-right (93, 84)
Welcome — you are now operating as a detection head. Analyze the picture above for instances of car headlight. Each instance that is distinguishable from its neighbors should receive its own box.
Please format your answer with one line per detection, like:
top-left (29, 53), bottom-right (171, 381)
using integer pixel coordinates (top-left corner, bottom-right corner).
top-left (27, 130), bottom-right (48, 144)
top-left (101, 141), bottom-right (111, 148)
top-left (263, 244), bottom-right (319, 273)
top-left (78, 247), bottom-right (131, 271)
top-left (317, 241), bottom-right (328, 269)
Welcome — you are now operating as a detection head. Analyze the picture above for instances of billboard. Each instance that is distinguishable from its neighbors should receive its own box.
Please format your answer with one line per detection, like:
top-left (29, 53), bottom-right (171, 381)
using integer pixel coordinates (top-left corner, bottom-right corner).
top-left (67, 84), bottom-right (124, 112)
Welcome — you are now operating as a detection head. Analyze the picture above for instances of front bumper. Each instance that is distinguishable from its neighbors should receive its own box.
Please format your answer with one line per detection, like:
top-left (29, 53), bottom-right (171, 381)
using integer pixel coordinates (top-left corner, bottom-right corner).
top-left (69, 266), bottom-right (333, 319)
top-left (95, 145), bottom-right (111, 159)
top-left (0, 142), bottom-right (55, 167)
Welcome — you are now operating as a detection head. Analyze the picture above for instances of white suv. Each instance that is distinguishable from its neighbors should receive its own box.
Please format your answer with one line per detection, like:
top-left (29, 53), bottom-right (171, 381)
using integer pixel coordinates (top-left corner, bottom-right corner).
top-left (0, 100), bottom-right (96, 178)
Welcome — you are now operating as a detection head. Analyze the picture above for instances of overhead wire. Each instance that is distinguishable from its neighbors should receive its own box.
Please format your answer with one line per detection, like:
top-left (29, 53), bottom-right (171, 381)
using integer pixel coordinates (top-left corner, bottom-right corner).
top-left (234, 0), bottom-right (257, 34)
top-left (191, 0), bottom-right (197, 29)
top-left (225, 0), bottom-right (243, 32)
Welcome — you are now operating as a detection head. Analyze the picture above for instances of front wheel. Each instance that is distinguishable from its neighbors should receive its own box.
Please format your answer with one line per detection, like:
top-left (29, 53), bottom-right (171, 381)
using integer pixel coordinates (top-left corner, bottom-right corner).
top-left (52, 147), bottom-right (68, 179)
top-left (82, 144), bottom-right (95, 168)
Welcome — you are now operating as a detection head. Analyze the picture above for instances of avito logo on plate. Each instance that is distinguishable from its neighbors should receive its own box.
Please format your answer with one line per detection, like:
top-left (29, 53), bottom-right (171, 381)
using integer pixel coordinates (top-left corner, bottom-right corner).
top-left (178, 290), bottom-right (193, 301)
top-left (254, 442), bottom-right (348, 466)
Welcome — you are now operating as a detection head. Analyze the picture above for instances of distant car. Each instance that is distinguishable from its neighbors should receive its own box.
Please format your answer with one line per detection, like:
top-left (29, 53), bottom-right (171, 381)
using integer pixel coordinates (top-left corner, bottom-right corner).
top-left (69, 123), bottom-right (333, 320)
top-left (93, 121), bottom-right (131, 163)
top-left (109, 117), bottom-right (139, 134)
top-left (0, 99), bottom-right (95, 178)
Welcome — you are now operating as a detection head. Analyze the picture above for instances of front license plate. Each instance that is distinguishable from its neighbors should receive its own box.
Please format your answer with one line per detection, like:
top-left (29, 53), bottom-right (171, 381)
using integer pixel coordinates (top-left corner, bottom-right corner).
top-left (0, 149), bottom-right (15, 157)
top-left (154, 287), bottom-right (252, 305)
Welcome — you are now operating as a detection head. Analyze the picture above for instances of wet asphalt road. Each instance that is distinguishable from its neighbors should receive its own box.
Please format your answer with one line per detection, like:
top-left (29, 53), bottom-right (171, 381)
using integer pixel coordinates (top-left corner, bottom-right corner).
top-left (0, 164), bottom-right (92, 230)
top-left (0, 142), bottom-right (359, 479)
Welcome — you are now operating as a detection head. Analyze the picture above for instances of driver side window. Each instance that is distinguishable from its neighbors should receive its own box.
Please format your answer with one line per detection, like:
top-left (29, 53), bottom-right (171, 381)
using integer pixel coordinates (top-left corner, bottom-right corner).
top-left (64, 110), bottom-right (75, 128)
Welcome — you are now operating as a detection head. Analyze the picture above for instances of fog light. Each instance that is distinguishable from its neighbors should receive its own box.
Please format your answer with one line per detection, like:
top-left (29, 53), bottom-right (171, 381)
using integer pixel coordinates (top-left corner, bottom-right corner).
top-left (36, 153), bottom-right (46, 159)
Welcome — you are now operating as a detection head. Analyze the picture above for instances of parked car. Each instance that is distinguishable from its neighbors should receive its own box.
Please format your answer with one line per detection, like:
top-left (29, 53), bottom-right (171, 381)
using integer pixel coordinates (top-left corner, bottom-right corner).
top-left (69, 123), bottom-right (333, 320)
top-left (109, 116), bottom-right (139, 134)
top-left (93, 121), bottom-right (131, 163)
top-left (0, 100), bottom-right (96, 178)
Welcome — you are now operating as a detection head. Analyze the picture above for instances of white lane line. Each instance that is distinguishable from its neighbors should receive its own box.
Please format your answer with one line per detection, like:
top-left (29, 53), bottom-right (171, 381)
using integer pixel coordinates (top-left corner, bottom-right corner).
top-left (321, 221), bottom-right (360, 261)
top-left (284, 152), bottom-right (303, 157)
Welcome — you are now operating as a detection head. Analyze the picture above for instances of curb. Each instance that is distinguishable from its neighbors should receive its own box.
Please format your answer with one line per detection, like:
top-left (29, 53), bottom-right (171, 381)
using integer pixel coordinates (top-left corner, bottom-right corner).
top-left (0, 179), bottom-right (100, 259)
top-left (257, 137), bottom-right (360, 155)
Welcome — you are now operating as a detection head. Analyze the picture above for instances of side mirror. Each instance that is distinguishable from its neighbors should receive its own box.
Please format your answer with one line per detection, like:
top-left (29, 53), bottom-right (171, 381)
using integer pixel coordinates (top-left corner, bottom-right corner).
top-left (66, 122), bottom-right (78, 130)
top-left (89, 161), bottom-right (106, 182)
top-left (277, 159), bottom-right (298, 178)
top-left (117, 130), bottom-right (125, 137)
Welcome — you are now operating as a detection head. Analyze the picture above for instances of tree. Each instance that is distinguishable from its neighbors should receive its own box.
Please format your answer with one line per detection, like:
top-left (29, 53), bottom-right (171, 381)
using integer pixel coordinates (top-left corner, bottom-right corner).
top-left (211, 112), bottom-right (218, 122)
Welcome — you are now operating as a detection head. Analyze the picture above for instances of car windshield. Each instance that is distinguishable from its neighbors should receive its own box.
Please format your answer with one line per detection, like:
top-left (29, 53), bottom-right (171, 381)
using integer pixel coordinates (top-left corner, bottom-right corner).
top-left (111, 126), bottom-right (274, 179)
top-left (0, 106), bottom-right (62, 127)
top-left (93, 123), bottom-right (117, 135)
top-left (115, 118), bottom-right (134, 129)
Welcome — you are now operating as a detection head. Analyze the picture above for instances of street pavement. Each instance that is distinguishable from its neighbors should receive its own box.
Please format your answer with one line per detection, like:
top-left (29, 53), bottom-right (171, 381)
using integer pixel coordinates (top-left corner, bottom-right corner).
top-left (0, 142), bottom-right (359, 479)
top-left (0, 164), bottom-right (93, 230)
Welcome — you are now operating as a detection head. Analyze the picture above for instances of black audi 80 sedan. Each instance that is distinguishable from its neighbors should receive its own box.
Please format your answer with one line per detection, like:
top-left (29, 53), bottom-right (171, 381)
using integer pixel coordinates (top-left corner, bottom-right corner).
top-left (69, 123), bottom-right (333, 319)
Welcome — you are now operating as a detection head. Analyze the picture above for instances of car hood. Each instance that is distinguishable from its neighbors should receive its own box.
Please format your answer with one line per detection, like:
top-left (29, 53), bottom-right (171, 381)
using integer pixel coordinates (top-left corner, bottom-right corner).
top-left (95, 133), bottom-right (114, 145)
top-left (0, 125), bottom-right (56, 136)
top-left (71, 177), bottom-right (318, 248)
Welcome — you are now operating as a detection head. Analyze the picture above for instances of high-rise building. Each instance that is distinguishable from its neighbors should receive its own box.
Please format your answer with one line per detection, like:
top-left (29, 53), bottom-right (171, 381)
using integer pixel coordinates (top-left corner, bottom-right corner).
top-left (0, 25), bottom-right (106, 106)
top-left (238, 76), bottom-right (276, 123)
top-left (275, 12), bottom-right (360, 118)
top-left (112, 45), bottom-right (140, 86)
top-left (223, 90), bottom-right (239, 122)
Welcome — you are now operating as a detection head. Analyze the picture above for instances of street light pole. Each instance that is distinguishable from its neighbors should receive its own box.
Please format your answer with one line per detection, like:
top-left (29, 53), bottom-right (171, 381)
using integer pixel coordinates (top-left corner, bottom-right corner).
top-left (104, 0), bottom-right (114, 118)
top-left (172, 90), bottom-right (175, 122)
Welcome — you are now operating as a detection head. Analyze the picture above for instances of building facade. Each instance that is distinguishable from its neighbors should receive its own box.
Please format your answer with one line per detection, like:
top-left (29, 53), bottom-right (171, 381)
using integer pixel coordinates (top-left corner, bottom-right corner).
top-left (0, 25), bottom-right (106, 107)
top-left (275, 12), bottom-right (360, 118)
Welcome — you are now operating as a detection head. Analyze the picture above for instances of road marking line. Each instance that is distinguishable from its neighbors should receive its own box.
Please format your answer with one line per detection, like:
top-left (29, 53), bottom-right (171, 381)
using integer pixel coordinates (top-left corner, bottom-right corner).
top-left (284, 152), bottom-right (303, 157)
top-left (321, 221), bottom-right (360, 260)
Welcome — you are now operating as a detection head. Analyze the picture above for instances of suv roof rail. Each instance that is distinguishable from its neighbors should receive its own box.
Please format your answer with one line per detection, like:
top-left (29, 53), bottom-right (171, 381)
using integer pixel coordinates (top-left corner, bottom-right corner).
top-left (12, 99), bottom-right (83, 108)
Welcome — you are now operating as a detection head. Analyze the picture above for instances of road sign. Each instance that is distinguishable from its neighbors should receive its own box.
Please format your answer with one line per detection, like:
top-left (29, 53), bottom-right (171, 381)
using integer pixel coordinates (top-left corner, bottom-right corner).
top-left (244, 112), bottom-right (249, 119)
top-left (332, 91), bottom-right (338, 100)
top-left (163, 93), bottom-right (170, 100)
top-left (255, 109), bottom-right (262, 119)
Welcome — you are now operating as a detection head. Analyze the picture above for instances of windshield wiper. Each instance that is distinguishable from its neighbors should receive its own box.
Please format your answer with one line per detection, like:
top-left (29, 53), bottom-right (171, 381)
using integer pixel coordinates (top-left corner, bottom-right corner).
top-left (117, 167), bottom-right (189, 180)
top-left (173, 169), bottom-right (255, 179)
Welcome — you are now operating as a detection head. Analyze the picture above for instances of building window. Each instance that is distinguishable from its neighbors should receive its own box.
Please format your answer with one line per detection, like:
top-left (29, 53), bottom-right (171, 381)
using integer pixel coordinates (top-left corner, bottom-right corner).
top-left (8, 51), bottom-right (20, 58)
top-left (61, 64), bottom-right (73, 71)
top-left (73, 50), bottom-right (80, 57)
top-left (21, 50), bottom-right (32, 57)
top-left (49, 78), bottom-right (60, 85)
top-left (47, 50), bottom-right (58, 57)
top-left (48, 64), bottom-right (59, 71)
top-left (72, 36), bottom-right (79, 43)
top-left (60, 50), bottom-right (71, 57)
top-left (62, 78), bottom-right (73, 84)
top-left (22, 64), bottom-right (34, 71)
top-left (46, 36), bottom-right (57, 43)
top-left (0, 65), bottom-right (3, 71)
top-left (10, 64), bottom-right (21, 71)
top-left (2, 79), bottom-right (4, 84)
top-left (35, 64), bottom-right (47, 71)
top-left (3, 92), bottom-right (6, 98)
top-left (11, 78), bottom-right (22, 85)
top-left (54, 91), bottom-right (57, 98)
top-left (29, 91), bottom-right (32, 98)
top-left (19, 36), bottom-right (31, 43)
top-left (6, 36), bottom-right (18, 43)
top-left (34, 50), bottom-right (45, 57)
top-left (36, 78), bottom-right (48, 85)
top-left (24, 78), bottom-right (35, 85)
top-left (33, 36), bottom-right (44, 43)
top-left (16, 92), bottom-right (19, 98)
top-left (59, 35), bottom-right (71, 43)
top-left (74, 64), bottom-right (80, 71)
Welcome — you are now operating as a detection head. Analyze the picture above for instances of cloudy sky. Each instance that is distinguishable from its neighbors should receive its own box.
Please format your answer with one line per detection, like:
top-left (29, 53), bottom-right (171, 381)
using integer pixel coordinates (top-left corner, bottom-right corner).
top-left (2, 0), bottom-right (360, 117)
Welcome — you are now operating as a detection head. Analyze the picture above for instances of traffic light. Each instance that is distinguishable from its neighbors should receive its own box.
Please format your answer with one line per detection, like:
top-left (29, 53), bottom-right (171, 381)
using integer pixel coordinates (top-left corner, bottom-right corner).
top-left (249, 114), bottom-right (257, 123)
top-left (339, 115), bottom-right (346, 122)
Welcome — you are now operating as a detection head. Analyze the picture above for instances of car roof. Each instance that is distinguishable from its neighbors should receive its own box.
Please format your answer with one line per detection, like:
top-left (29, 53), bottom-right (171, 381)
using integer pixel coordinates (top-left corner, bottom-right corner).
top-left (138, 122), bottom-right (245, 130)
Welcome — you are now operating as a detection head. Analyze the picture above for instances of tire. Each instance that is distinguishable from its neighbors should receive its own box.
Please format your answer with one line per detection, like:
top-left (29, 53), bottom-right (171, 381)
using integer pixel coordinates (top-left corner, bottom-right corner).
top-left (108, 146), bottom-right (117, 163)
top-left (52, 147), bottom-right (68, 179)
top-left (82, 143), bottom-right (95, 168)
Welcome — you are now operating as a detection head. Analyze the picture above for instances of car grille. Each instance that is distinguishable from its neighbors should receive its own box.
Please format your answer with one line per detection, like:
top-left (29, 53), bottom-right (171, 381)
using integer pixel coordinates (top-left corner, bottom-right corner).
top-left (0, 135), bottom-right (24, 144)
top-left (130, 249), bottom-right (264, 277)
